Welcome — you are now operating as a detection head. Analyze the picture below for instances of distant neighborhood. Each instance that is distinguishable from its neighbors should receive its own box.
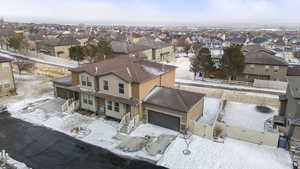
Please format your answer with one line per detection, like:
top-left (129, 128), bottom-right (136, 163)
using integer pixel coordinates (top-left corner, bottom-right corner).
top-left (0, 17), bottom-right (299, 169)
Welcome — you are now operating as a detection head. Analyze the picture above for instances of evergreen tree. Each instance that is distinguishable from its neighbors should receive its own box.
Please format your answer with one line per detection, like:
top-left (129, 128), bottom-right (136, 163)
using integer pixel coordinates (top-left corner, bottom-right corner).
top-left (190, 47), bottom-right (214, 79)
top-left (69, 46), bottom-right (84, 63)
top-left (220, 45), bottom-right (245, 81)
top-left (8, 33), bottom-right (26, 51)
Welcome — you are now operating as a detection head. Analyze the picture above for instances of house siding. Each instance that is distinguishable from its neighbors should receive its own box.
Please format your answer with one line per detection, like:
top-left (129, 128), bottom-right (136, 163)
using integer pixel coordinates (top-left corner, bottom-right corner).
top-left (239, 64), bottom-right (287, 81)
top-left (98, 74), bottom-right (131, 99)
top-left (187, 98), bottom-right (204, 127)
top-left (285, 86), bottom-right (300, 119)
top-left (0, 61), bottom-right (15, 97)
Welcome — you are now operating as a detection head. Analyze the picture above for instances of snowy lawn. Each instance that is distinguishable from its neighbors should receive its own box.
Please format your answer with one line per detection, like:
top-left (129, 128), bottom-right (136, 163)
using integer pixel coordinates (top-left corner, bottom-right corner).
top-left (6, 97), bottom-right (178, 162)
top-left (199, 97), bottom-right (221, 126)
top-left (222, 101), bottom-right (278, 132)
top-left (158, 135), bottom-right (292, 169)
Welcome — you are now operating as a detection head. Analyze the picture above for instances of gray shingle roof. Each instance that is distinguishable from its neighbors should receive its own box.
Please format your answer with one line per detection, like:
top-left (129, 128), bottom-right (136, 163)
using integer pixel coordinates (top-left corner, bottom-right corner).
top-left (243, 45), bottom-right (288, 66)
top-left (70, 57), bottom-right (176, 83)
top-left (144, 86), bottom-right (205, 112)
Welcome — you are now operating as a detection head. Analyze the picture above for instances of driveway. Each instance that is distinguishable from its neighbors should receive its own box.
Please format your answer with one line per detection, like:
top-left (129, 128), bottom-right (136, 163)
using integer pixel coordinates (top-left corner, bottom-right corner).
top-left (0, 112), bottom-right (167, 169)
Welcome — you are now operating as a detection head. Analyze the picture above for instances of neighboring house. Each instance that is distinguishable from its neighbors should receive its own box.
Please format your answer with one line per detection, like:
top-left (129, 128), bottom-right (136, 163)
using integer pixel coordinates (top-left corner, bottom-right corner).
top-left (274, 76), bottom-right (300, 167)
top-left (111, 40), bottom-right (175, 62)
top-left (36, 38), bottom-right (81, 57)
top-left (135, 39), bottom-right (175, 62)
top-left (110, 41), bottom-right (153, 59)
top-left (53, 57), bottom-right (205, 132)
top-left (237, 45), bottom-right (288, 82)
top-left (0, 56), bottom-right (16, 97)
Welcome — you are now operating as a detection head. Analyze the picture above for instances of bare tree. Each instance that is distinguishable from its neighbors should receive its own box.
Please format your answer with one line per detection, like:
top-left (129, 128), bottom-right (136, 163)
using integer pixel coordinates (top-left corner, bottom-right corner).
top-left (14, 58), bottom-right (32, 74)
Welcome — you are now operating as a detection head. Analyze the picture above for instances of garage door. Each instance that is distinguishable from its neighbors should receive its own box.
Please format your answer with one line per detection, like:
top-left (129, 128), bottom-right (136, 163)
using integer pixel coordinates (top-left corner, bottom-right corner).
top-left (148, 110), bottom-right (180, 131)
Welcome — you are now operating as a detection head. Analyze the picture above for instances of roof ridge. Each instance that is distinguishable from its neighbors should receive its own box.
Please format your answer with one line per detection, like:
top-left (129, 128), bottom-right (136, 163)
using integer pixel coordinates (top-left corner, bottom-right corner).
top-left (175, 89), bottom-right (188, 111)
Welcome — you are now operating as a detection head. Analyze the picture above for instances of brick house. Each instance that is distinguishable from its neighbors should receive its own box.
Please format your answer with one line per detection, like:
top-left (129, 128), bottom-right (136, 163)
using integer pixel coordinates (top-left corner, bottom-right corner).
top-left (53, 57), bottom-right (204, 132)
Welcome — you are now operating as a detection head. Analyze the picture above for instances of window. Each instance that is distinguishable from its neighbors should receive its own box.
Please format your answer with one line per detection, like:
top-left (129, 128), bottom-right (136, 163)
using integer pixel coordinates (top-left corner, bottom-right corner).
top-left (103, 80), bottom-right (109, 90)
top-left (83, 95), bottom-right (93, 105)
top-left (83, 95), bottom-right (88, 104)
top-left (273, 66), bottom-right (279, 72)
top-left (250, 64), bottom-right (255, 69)
top-left (4, 83), bottom-right (10, 89)
top-left (119, 83), bottom-right (124, 94)
top-left (265, 65), bottom-right (270, 72)
top-left (2, 63), bottom-right (10, 72)
top-left (87, 76), bottom-right (92, 87)
top-left (107, 100), bottom-right (113, 110)
top-left (114, 102), bottom-right (119, 112)
top-left (81, 75), bottom-right (87, 86)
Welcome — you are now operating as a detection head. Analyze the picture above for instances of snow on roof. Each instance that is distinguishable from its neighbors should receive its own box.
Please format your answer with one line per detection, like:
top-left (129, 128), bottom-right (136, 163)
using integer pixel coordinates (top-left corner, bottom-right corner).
top-left (142, 65), bottom-right (164, 76)
top-left (198, 97), bottom-right (221, 126)
top-left (222, 101), bottom-right (278, 132)
top-left (158, 136), bottom-right (292, 169)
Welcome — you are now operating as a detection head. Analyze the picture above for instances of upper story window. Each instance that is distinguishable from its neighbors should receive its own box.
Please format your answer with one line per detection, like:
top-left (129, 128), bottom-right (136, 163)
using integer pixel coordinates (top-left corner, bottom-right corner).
top-left (103, 80), bottom-right (109, 90)
top-left (119, 83), bottom-right (124, 94)
top-left (81, 75), bottom-right (92, 87)
top-left (273, 66), bottom-right (279, 72)
top-left (250, 64), bottom-right (255, 69)
top-left (81, 75), bottom-right (87, 86)
top-left (87, 77), bottom-right (92, 87)
top-left (114, 102), bottom-right (119, 112)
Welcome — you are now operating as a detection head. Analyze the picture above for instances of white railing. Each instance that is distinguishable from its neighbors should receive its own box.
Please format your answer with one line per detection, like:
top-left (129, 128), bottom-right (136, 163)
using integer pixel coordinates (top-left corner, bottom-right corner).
top-left (119, 113), bottom-right (139, 134)
top-left (62, 99), bottom-right (79, 113)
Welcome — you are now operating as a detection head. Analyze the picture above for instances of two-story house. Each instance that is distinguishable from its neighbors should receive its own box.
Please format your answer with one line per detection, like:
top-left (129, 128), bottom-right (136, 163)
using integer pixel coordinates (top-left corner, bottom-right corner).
top-left (0, 56), bottom-right (16, 97)
top-left (237, 45), bottom-right (288, 82)
top-left (53, 56), bottom-right (205, 132)
top-left (37, 38), bottom-right (81, 57)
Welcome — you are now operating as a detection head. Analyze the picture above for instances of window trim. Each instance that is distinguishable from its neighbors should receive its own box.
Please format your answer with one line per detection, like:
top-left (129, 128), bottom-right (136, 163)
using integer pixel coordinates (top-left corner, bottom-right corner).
top-left (103, 80), bottom-right (109, 90)
top-left (114, 102), bottom-right (119, 112)
top-left (81, 75), bottom-right (87, 86)
top-left (107, 100), bottom-right (113, 110)
top-left (119, 83), bottom-right (124, 94)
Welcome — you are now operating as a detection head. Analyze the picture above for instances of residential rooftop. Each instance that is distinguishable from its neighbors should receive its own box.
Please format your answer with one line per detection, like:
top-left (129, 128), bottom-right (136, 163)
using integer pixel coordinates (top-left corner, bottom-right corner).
top-left (70, 56), bottom-right (176, 83)
top-left (144, 86), bottom-right (205, 113)
top-left (243, 45), bottom-right (288, 66)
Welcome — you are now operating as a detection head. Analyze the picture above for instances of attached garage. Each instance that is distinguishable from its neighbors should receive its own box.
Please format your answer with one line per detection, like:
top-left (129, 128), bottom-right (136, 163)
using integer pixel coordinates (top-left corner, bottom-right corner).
top-left (144, 86), bottom-right (205, 133)
top-left (148, 110), bottom-right (180, 131)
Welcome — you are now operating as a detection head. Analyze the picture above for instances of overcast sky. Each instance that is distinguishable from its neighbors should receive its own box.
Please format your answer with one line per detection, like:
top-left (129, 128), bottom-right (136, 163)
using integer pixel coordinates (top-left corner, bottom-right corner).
top-left (0, 0), bottom-right (299, 26)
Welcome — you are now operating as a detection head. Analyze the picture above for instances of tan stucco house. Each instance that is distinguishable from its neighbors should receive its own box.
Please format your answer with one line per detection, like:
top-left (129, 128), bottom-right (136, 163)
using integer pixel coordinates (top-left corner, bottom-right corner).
top-left (111, 40), bottom-right (175, 62)
top-left (0, 56), bottom-right (16, 97)
top-left (237, 45), bottom-right (288, 82)
top-left (53, 56), bottom-right (204, 132)
top-left (37, 38), bottom-right (81, 58)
